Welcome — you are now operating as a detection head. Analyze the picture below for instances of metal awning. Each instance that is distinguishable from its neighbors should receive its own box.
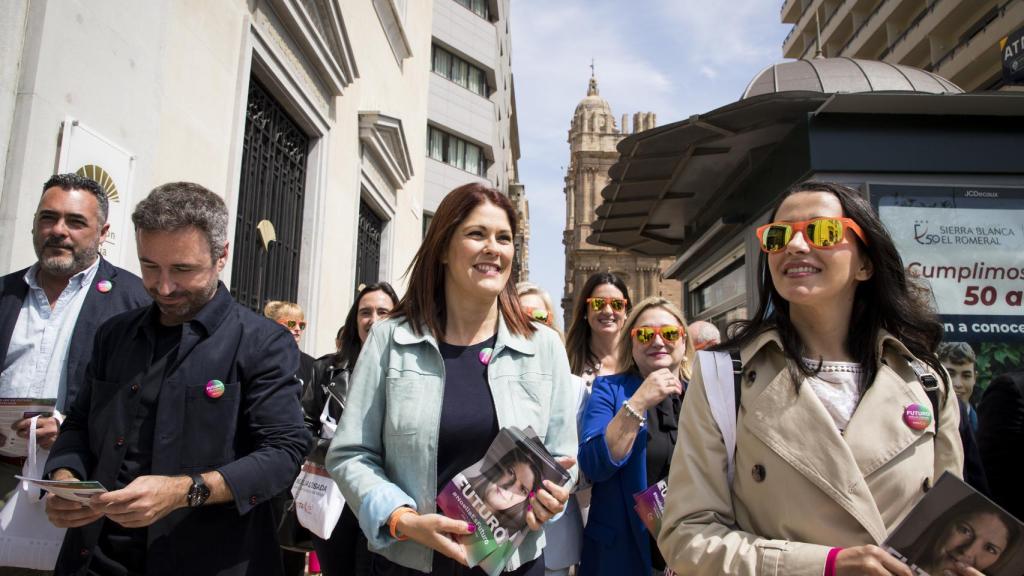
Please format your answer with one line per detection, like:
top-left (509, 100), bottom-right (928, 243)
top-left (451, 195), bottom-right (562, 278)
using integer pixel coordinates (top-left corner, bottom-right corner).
top-left (588, 90), bottom-right (1024, 258)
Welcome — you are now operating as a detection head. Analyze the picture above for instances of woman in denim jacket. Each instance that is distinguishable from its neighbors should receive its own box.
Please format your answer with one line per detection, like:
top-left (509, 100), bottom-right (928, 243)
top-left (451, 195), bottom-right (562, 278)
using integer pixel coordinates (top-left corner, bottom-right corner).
top-left (327, 183), bottom-right (578, 575)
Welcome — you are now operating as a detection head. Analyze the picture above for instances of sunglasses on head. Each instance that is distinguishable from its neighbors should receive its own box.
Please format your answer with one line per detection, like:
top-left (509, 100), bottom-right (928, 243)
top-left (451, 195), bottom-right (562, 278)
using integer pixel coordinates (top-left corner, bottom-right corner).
top-left (631, 325), bottom-right (684, 345)
top-left (586, 297), bottom-right (628, 312)
top-left (523, 307), bottom-right (553, 326)
top-left (281, 320), bottom-right (307, 330)
top-left (755, 217), bottom-right (868, 253)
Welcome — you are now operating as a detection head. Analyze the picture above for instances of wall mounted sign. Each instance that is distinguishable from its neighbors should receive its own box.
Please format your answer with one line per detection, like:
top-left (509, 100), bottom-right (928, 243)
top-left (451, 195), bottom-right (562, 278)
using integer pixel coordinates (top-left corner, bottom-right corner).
top-left (1001, 27), bottom-right (1024, 84)
top-left (57, 118), bottom-right (136, 265)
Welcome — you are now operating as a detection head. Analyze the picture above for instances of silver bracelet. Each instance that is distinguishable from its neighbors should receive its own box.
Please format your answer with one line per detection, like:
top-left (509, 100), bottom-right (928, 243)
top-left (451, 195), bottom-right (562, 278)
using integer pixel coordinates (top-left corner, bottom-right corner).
top-left (621, 400), bottom-right (646, 425)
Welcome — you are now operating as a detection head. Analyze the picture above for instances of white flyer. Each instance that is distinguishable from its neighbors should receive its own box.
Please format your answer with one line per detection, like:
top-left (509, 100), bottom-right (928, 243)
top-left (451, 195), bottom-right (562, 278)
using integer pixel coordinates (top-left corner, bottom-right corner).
top-left (14, 477), bottom-right (108, 505)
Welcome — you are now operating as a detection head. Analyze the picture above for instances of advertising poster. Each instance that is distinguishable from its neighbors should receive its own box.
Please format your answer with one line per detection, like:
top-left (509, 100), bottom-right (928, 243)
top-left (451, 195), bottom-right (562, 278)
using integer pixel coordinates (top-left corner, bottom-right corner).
top-left (875, 184), bottom-right (1024, 343)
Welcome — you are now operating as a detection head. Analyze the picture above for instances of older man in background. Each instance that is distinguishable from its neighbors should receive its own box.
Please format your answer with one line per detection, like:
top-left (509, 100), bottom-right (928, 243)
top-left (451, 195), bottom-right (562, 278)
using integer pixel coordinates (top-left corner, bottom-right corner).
top-left (687, 320), bottom-right (720, 351)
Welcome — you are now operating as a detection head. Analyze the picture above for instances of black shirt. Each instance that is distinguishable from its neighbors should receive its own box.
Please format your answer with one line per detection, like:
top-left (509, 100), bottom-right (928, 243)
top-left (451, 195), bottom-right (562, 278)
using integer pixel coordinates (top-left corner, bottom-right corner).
top-left (436, 335), bottom-right (499, 490)
top-left (645, 390), bottom-right (682, 571)
top-left (94, 320), bottom-right (182, 576)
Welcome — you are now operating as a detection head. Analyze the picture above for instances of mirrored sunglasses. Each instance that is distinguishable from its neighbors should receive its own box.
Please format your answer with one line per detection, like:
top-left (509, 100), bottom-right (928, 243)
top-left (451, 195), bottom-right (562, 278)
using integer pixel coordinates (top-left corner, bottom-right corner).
top-left (755, 217), bottom-right (867, 253)
top-left (523, 307), bottom-right (553, 326)
top-left (586, 297), bottom-right (628, 312)
top-left (630, 325), bottom-right (683, 345)
top-left (281, 320), bottom-right (307, 330)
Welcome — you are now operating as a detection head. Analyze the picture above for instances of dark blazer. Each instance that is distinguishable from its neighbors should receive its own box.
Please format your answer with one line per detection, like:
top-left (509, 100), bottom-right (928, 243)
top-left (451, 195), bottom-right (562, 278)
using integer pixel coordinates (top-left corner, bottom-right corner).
top-left (0, 258), bottom-right (149, 409)
top-left (958, 399), bottom-right (990, 496)
top-left (45, 283), bottom-right (311, 576)
top-left (977, 371), bottom-right (1024, 520)
top-left (577, 372), bottom-right (653, 576)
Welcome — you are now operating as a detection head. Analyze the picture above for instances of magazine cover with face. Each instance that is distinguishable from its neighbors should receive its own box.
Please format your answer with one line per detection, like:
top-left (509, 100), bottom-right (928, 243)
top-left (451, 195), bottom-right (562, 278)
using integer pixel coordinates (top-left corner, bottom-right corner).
top-left (634, 479), bottom-right (669, 536)
top-left (884, 472), bottom-right (1024, 576)
top-left (436, 426), bottom-right (570, 576)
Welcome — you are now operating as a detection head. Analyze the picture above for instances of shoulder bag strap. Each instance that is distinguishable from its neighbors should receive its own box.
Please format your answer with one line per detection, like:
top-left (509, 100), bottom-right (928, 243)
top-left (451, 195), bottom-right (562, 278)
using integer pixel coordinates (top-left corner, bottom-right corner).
top-left (698, 350), bottom-right (741, 485)
top-left (904, 355), bottom-right (941, 429)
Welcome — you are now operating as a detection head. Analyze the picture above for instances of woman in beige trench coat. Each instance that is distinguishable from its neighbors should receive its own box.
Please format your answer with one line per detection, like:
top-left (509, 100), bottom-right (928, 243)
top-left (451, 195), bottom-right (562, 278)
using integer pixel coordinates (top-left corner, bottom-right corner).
top-left (659, 182), bottom-right (964, 576)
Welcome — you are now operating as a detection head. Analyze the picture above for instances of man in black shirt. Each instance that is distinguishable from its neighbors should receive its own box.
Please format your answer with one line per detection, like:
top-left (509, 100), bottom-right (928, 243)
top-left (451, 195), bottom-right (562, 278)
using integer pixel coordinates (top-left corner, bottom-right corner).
top-left (44, 182), bottom-right (310, 576)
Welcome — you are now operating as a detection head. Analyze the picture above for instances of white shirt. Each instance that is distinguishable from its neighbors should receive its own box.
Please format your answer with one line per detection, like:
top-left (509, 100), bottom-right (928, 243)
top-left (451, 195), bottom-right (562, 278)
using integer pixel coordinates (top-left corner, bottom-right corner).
top-left (802, 358), bottom-right (864, 432)
top-left (0, 259), bottom-right (100, 408)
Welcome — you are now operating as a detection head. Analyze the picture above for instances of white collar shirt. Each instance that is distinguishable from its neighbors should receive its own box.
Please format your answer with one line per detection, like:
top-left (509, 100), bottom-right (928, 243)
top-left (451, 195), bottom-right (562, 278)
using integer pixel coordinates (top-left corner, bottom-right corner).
top-left (0, 258), bottom-right (100, 408)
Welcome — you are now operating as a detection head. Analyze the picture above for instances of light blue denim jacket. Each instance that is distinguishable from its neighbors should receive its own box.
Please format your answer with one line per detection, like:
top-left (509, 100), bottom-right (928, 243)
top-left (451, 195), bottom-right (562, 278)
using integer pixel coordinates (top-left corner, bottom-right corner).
top-left (326, 313), bottom-right (579, 573)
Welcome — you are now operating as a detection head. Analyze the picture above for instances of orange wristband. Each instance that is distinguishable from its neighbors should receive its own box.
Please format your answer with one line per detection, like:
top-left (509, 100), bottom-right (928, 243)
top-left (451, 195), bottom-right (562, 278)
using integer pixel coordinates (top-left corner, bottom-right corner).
top-left (388, 507), bottom-right (418, 541)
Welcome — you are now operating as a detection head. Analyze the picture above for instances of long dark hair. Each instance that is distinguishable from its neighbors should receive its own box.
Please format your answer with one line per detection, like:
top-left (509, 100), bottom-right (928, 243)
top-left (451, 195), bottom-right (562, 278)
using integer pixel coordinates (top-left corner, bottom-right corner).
top-left (389, 183), bottom-right (534, 339)
top-left (901, 492), bottom-right (1020, 574)
top-left (565, 272), bottom-right (632, 375)
top-left (335, 282), bottom-right (399, 369)
top-left (720, 181), bottom-right (948, 390)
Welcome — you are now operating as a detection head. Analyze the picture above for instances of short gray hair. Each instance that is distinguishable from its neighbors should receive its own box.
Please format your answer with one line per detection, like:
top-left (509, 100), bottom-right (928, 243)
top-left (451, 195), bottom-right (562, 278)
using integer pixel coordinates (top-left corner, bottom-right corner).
top-left (131, 182), bottom-right (228, 261)
top-left (689, 320), bottom-right (721, 346)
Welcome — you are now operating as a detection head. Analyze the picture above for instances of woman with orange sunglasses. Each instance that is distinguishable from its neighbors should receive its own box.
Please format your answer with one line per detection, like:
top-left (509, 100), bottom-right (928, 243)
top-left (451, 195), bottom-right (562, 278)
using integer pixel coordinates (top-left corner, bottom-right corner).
top-left (659, 182), bottom-right (962, 576)
top-left (565, 272), bottom-right (633, 385)
top-left (578, 296), bottom-right (695, 576)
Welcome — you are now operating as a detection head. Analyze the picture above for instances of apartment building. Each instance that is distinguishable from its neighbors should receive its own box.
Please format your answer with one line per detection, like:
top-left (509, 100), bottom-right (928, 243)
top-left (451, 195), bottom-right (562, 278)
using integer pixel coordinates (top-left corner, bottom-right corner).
top-left (780, 0), bottom-right (1024, 90)
top-left (425, 0), bottom-right (529, 281)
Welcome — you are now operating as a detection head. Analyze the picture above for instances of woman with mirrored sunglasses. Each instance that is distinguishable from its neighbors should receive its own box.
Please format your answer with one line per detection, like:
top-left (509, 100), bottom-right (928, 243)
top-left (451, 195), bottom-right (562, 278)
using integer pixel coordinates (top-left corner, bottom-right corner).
top-left (659, 181), bottom-right (963, 576)
top-left (264, 300), bottom-right (317, 575)
top-left (578, 297), bottom-right (695, 576)
top-left (516, 282), bottom-right (591, 576)
top-left (565, 272), bottom-right (632, 386)
top-left (301, 282), bottom-right (398, 575)
top-left (516, 282), bottom-right (560, 334)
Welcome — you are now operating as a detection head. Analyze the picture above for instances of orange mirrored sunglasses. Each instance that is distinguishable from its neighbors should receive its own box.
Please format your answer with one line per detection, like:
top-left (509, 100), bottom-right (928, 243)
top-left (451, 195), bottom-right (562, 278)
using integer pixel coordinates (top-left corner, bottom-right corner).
top-left (523, 307), bottom-right (553, 326)
top-left (586, 297), bottom-right (628, 312)
top-left (280, 320), bottom-right (307, 331)
top-left (630, 325), bottom-right (684, 345)
top-left (755, 217), bottom-right (867, 253)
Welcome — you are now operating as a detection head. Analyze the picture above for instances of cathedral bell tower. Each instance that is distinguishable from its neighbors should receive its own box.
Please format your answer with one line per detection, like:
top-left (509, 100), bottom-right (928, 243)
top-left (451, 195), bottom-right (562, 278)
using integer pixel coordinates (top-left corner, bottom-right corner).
top-left (561, 71), bottom-right (680, 327)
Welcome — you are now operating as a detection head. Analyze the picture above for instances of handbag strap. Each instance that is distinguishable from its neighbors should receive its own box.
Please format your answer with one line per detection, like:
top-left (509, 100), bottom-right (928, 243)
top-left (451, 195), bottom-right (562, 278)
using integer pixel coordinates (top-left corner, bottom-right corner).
top-left (698, 350), bottom-right (743, 486)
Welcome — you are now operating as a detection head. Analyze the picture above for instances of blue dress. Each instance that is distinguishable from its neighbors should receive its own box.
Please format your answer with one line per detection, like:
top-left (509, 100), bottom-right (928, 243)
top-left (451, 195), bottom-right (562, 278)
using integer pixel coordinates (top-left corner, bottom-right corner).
top-left (577, 372), bottom-right (653, 576)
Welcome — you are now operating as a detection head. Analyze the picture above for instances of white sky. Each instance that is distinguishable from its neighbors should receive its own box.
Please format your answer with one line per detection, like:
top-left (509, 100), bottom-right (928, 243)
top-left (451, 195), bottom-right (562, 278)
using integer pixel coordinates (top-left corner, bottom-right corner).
top-left (511, 0), bottom-right (792, 321)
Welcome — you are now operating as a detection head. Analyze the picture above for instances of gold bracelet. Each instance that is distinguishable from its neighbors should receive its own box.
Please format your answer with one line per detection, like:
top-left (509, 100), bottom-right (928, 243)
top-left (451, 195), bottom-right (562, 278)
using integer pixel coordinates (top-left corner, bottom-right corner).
top-left (621, 400), bottom-right (646, 425)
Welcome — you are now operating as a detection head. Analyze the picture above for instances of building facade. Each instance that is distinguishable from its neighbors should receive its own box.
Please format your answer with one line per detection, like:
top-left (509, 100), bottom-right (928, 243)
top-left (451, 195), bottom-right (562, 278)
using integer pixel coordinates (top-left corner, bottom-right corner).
top-left (780, 0), bottom-right (1024, 90)
top-left (0, 0), bottom-right (526, 355)
top-left (425, 0), bottom-right (529, 282)
top-left (561, 74), bottom-right (680, 326)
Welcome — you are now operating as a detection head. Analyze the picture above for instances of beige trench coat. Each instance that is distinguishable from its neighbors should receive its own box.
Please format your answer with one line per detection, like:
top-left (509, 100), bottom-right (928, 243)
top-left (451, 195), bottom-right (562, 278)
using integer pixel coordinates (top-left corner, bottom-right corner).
top-left (658, 330), bottom-right (963, 576)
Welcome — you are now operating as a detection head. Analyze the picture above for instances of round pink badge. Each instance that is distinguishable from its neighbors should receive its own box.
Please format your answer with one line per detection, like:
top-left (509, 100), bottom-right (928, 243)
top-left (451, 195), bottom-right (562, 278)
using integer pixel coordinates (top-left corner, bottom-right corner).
top-left (205, 379), bottom-right (225, 399)
top-left (902, 403), bottom-right (932, 431)
top-left (478, 347), bottom-right (493, 366)
top-left (96, 280), bottom-right (112, 293)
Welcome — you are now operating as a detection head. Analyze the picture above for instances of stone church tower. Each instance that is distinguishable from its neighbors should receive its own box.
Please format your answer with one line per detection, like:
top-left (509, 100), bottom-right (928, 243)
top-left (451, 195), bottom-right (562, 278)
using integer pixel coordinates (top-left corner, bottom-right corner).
top-left (562, 73), bottom-right (682, 326)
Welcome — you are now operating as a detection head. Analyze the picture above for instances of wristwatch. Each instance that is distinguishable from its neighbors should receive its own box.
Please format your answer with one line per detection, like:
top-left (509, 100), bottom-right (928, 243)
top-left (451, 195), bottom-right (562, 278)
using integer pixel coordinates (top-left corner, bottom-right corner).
top-left (186, 474), bottom-right (210, 508)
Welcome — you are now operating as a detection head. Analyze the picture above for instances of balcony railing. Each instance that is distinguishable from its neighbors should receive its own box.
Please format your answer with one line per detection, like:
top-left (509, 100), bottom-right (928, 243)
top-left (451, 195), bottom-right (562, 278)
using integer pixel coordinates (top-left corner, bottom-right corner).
top-left (787, 0), bottom-right (851, 57)
top-left (928, 0), bottom-right (1011, 72)
top-left (877, 0), bottom-right (942, 60)
top-left (838, 0), bottom-right (892, 55)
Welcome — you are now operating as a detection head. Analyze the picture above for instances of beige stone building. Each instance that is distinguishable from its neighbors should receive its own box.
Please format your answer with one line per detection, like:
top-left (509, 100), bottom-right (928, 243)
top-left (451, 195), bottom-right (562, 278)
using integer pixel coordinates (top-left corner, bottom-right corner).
top-left (561, 74), bottom-right (681, 326)
top-left (781, 0), bottom-right (1024, 90)
top-left (0, 0), bottom-right (527, 356)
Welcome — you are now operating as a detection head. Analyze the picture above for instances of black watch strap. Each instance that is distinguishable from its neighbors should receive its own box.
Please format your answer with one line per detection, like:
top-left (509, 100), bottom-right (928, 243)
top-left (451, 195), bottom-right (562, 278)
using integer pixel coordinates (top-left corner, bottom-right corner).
top-left (187, 473), bottom-right (210, 508)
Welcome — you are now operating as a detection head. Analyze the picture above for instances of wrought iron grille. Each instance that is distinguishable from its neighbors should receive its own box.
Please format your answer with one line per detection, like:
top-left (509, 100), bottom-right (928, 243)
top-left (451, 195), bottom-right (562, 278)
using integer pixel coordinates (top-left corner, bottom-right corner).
top-left (230, 78), bottom-right (309, 311)
top-left (355, 199), bottom-right (384, 291)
